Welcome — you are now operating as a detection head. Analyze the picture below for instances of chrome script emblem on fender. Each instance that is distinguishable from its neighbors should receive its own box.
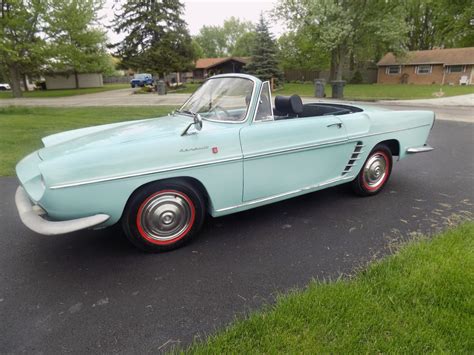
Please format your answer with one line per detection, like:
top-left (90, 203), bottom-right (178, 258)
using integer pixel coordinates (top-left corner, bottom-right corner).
top-left (179, 146), bottom-right (209, 153)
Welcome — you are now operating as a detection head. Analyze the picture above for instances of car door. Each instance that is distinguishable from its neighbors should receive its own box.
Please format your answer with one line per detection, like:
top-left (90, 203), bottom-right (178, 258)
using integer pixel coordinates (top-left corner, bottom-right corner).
top-left (239, 82), bottom-right (355, 202)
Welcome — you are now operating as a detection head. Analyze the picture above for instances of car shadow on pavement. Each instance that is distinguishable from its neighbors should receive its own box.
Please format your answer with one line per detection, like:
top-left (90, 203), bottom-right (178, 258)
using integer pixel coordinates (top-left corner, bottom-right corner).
top-left (36, 184), bottom-right (353, 259)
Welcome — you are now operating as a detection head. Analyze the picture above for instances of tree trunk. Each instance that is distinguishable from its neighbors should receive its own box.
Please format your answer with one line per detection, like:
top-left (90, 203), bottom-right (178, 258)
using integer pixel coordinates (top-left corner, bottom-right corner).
top-left (8, 64), bottom-right (23, 98)
top-left (329, 51), bottom-right (337, 81)
top-left (334, 46), bottom-right (344, 81)
top-left (74, 71), bottom-right (79, 89)
top-left (23, 74), bottom-right (29, 92)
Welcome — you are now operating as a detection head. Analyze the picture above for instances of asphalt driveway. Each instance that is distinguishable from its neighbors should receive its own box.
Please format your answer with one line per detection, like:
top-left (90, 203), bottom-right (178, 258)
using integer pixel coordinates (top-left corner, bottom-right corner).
top-left (0, 120), bottom-right (473, 353)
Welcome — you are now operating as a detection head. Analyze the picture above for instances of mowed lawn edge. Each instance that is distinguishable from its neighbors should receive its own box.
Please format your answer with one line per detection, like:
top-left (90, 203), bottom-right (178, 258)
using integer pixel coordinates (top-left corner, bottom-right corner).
top-left (0, 106), bottom-right (177, 176)
top-left (0, 83), bottom-right (130, 99)
top-left (165, 82), bottom-right (474, 100)
top-left (182, 222), bottom-right (474, 354)
top-left (277, 83), bottom-right (474, 100)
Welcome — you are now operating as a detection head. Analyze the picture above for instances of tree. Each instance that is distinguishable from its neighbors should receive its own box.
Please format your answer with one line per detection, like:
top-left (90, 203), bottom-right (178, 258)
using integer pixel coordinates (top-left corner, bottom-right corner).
top-left (404, 0), bottom-right (437, 50)
top-left (191, 39), bottom-right (204, 59)
top-left (112, 0), bottom-right (195, 76)
top-left (232, 32), bottom-right (256, 57)
top-left (45, 0), bottom-right (112, 88)
top-left (0, 0), bottom-right (47, 97)
top-left (405, 0), bottom-right (474, 49)
top-left (194, 17), bottom-right (254, 57)
top-left (222, 17), bottom-right (255, 55)
top-left (277, 0), bottom-right (408, 81)
top-left (194, 25), bottom-right (227, 57)
top-left (244, 14), bottom-right (284, 85)
top-left (278, 31), bottom-right (329, 71)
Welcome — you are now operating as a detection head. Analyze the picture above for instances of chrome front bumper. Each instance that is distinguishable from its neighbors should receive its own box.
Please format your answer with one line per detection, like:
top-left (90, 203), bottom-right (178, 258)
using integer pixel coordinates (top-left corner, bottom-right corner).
top-left (15, 186), bottom-right (110, 235)
top-left (406, 144), bottom-right (434, 154)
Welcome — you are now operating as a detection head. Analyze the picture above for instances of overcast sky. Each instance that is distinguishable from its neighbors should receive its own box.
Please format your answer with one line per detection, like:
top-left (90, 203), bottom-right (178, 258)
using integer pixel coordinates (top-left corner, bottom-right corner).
top-left (101, 0), bottom-right (284, 44)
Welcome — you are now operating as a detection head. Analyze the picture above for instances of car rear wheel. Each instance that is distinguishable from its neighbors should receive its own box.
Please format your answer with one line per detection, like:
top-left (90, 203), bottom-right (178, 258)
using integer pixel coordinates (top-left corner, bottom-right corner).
top-left (122, 180), bottom-right (206, 252)
top-left (351, 144), bottom-right (392, 196)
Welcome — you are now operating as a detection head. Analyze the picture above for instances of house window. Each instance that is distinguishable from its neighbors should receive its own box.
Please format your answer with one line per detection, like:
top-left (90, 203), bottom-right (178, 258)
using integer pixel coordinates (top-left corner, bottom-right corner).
top-left (447, 65), bottom-right (464, 73)
top-left (416, 65), bottom-right (432, 74)
top-left (386, 66), bottom-right (401, 75)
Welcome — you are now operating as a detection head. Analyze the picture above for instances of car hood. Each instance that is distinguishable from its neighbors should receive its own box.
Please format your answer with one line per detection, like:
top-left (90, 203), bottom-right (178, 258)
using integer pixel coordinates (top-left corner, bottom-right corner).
top-left (38, 115), bottom-right (192, 161)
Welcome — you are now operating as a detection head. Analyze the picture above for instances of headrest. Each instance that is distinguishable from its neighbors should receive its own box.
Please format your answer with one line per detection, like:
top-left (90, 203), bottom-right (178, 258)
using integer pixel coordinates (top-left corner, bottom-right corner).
top-left (275, 95), bottom-right (303, 115)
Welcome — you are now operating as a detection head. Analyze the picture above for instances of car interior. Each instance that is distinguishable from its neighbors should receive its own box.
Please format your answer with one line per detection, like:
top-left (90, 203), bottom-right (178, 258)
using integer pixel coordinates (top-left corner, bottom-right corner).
top-left (272, 95), bottom-right (363, 119)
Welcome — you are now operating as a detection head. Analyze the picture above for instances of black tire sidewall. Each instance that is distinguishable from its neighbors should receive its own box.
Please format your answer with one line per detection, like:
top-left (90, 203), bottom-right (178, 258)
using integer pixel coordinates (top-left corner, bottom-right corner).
top-left (122, 180), bottom-right (206, 252)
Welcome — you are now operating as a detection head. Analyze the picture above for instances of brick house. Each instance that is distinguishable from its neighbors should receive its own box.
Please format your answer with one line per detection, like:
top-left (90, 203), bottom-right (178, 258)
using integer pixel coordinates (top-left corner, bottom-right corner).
top-left (193, 57), bottom-right (250, 80)
top-left (377, 47), bottom-right (474, 85)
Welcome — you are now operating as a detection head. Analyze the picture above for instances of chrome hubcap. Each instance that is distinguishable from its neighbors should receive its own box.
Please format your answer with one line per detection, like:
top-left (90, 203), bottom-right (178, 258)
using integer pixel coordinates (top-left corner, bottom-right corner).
top-left (139, 192), bottom-right (193, 242)
top-left (363, 153), bottom-right (387, 189)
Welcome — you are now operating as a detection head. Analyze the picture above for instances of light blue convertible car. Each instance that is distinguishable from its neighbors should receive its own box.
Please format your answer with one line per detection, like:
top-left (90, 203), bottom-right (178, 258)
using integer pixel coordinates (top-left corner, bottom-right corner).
top-left (15, 74), bottom-right (434, 252)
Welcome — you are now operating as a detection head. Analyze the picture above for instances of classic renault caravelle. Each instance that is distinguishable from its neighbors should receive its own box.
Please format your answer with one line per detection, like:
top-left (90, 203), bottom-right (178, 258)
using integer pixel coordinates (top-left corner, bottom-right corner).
top-left (15, 74), bottom-right (434, 251)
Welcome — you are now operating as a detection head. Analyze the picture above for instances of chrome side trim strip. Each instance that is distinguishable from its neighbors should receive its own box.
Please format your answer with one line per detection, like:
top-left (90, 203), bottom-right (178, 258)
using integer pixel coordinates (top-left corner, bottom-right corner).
top-left (244, 124), bottom-right (431, 160)
top-left (50, 156), bottom-right (242, 189)
top-left (216, 175), bottom-right (353, 213)
top-left (406, 144), bottom-right (434, 153)
top-left (50, 124), bottom-right (432, 190)
top-left (245, 137), bottom-right (349, 160)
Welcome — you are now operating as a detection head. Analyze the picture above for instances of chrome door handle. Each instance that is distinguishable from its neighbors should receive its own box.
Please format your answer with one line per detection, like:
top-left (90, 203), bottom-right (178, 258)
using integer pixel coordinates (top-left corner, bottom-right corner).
top-left (327, 123), bottom-right (342, 128)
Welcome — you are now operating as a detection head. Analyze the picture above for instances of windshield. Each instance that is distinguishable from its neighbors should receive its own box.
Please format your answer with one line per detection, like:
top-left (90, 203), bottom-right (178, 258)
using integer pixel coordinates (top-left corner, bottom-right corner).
top-left (179, 77), bottom-right (254, 122)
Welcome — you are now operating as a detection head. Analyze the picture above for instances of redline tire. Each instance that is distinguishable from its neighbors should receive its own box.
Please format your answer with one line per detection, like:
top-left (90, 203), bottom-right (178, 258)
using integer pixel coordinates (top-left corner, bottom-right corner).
top-left (352, 144), bottom-right (392, 196)
top-left (122, 180), bottom-right (205, 252)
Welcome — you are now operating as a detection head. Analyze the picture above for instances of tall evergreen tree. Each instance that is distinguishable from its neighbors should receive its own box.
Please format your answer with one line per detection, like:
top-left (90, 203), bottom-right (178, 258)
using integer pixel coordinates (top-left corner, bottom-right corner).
top-left (112, 0), bottom-right (195, 76)
top-left (244, 14), bottom-right (284, 85)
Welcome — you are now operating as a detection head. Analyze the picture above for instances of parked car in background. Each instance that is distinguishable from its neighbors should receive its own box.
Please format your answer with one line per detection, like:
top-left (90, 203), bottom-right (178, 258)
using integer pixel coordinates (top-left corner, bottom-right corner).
top-left (15, 74), bottom-right (435, 252)
top-left (130, 73), bottom-right (153, 88)
top-left (0, 83), bottom-right (11, 91)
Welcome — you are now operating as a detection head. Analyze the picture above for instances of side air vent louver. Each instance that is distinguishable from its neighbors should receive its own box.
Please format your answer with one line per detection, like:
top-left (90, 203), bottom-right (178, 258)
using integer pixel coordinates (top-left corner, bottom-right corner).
top-left (342, 141), bottom-right (364, 176)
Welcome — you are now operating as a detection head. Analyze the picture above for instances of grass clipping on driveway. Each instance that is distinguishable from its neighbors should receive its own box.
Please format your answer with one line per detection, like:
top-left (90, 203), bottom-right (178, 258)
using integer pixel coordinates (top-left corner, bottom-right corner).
top-left (187, 223), bottom-right (474, 353)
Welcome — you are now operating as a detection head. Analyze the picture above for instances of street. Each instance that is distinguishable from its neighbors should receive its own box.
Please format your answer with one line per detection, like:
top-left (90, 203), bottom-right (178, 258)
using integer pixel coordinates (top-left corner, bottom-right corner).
top-left (0, 119), bottom-right (472, 353)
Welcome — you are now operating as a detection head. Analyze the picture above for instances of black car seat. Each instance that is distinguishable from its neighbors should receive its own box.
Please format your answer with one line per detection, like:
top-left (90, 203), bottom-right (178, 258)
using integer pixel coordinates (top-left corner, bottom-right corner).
top-left (274, 95), bottom-right (304, 118)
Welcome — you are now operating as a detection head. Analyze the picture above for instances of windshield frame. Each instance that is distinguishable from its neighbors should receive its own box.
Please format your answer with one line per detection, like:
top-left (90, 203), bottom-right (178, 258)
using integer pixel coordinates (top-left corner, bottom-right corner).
top-left (178, 75), bottom-right (257, 124)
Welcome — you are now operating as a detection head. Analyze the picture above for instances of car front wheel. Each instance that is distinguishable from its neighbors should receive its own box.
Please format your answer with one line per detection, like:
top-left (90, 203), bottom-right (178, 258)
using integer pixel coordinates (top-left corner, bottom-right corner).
top-left (351, 144), bottom-right (392, 196)
top-left (122, 180), bottom-right (206, 252)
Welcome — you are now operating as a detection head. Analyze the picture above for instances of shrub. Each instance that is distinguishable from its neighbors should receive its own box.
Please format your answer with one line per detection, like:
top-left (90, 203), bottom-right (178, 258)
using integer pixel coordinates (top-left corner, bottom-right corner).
top-left (350, 70), bottom-right (363, 84)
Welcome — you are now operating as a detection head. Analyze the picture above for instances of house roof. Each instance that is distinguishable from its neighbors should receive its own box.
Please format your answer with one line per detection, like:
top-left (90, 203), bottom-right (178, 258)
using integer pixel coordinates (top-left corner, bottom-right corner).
top-left (377, 47), bottom-right (474, 66)
top-left (195, 57), bottom-right (250, 69)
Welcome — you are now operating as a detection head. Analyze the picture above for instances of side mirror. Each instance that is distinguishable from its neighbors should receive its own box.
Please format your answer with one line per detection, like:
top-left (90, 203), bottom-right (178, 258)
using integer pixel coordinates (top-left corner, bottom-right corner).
top-left (181, 113), bottom-right (203, 136)
top-left (194, 113), bottom-right (203, 131)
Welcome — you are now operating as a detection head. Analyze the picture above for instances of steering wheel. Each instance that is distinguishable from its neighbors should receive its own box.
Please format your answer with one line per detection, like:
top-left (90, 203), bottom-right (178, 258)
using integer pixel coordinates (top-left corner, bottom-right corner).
top-left (210, 105), bottom-right (230, 118)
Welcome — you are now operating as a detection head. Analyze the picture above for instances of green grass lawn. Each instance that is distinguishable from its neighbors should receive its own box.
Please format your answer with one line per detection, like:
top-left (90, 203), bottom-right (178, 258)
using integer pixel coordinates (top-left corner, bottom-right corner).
top-left (277, 83), bottom-right (474, 100)
top-left (158, 81), bottom-right (473, 100)
top-left (0, 83), bottom-right (130, 99)
top-left (0, 106), bottom-right (176, 176)
top-left (185, 222), bottom-right (474, 354)
top-left (168, 82), bottom-right (201, 94)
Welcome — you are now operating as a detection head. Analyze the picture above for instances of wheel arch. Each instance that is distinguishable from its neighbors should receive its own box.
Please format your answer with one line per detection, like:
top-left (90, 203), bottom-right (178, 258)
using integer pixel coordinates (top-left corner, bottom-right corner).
top-left (376, 139), bottom-right (400, 157)
top-left (122, 176), bottom-right (212, 218)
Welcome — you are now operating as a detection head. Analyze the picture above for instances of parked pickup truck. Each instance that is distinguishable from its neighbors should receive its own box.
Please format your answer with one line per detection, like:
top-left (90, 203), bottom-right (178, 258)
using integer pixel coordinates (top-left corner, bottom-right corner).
top-left (130, 73), bottom-right (153, 88)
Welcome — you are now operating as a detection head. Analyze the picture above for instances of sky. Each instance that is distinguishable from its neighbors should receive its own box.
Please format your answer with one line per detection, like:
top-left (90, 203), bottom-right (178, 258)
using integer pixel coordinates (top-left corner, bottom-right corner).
top-left (101, 0), bottom-right (284, 44)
